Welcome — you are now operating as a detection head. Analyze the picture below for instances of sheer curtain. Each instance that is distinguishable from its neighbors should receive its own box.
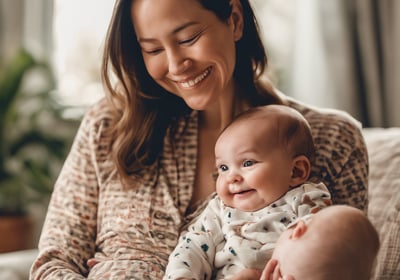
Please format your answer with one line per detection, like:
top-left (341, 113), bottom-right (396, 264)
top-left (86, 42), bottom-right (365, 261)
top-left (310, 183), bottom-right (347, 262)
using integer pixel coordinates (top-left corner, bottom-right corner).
top-left (252, 0), bottom-right (400, 127)
top-left (52, 0), bottom-right (113, 111)
top-left (0, 0), bottom-right (53, 63)
top-left (312, 0), bottom-right (400, 127)
top-left (350, 0), bottom-right (400, 127)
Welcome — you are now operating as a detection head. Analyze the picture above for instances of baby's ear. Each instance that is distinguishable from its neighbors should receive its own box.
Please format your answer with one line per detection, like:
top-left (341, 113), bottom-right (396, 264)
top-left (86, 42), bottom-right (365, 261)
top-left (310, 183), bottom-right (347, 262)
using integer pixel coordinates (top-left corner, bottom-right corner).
top-left (289, 155), bottom-right (311, 187)
top-left (290, 220), bottom-right (307, 239)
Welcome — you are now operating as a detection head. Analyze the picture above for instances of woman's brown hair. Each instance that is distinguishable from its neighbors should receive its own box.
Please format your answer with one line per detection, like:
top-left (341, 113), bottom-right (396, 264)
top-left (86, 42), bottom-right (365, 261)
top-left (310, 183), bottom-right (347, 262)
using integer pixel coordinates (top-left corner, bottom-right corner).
top-left (101, 0), bottom-right (283, 183)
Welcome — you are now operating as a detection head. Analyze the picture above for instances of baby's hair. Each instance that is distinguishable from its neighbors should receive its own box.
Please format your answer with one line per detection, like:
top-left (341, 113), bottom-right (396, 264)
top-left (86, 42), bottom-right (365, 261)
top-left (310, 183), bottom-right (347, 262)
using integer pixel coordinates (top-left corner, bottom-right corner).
top-left (325, 206), bottom-right (380, 279)
top-left (228, 105), bottom-right (315, 162)
top-left (295, 206), bottom-right (380, 280)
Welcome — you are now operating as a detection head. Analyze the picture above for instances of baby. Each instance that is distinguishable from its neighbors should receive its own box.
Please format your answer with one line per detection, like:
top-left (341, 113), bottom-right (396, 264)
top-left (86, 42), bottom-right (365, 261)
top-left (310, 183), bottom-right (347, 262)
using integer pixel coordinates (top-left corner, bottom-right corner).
top-left (164, 105), bottom-right (332, 280)
top-left (262, 205), bottom-right (380, 280)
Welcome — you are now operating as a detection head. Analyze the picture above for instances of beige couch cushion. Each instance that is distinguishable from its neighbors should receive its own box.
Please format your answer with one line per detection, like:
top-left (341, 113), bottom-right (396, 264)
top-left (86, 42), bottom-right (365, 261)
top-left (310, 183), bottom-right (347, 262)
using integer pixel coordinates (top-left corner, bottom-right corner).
top-left (363, 128), bottom-right (400, 280)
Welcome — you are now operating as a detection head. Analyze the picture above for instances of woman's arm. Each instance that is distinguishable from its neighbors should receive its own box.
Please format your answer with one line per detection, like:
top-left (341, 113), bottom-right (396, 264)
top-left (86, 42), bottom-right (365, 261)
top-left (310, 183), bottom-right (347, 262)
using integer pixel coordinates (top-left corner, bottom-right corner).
top-left (30, 107), bottom-right (102, 279)
top-left (316, 117), bottom-right (368, 212)
top-left (287, 98), bottom-right (369, 213)
top-left (305, 107), bottom-right (369, 213)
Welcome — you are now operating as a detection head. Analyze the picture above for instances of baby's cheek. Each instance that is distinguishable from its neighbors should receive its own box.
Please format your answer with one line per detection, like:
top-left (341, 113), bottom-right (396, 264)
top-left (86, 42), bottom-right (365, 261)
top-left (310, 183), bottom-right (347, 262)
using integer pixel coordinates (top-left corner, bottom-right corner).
top-left (216, 179), bottom-right (229, 198)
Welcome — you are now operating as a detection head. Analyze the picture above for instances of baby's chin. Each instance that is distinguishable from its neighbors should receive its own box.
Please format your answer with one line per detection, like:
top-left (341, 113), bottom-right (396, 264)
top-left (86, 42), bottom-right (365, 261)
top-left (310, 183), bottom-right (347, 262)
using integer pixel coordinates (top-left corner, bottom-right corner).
top-left (234, 203), bottom-right (268, 212)
top-left (237, 200), bottom-right (274, 212)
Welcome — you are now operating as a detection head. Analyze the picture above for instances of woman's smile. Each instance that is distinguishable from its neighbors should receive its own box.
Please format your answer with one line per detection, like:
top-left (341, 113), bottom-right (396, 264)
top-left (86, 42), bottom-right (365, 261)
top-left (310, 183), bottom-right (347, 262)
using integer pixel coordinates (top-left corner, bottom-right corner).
top-left (176, 66), bottom-right (212, 89)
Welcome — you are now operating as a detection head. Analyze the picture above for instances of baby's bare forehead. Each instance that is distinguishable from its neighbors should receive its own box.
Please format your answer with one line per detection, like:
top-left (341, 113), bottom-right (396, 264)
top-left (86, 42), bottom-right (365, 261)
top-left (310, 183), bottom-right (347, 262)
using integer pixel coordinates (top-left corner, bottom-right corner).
top-left (224, 117), bottom-right (276, 138)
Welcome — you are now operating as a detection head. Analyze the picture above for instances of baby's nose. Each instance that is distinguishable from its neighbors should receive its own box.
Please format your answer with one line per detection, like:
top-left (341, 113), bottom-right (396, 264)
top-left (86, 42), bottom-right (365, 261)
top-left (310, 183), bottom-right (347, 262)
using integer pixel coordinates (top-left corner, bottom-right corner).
top-left (227, 171), bottom-right (243, 183)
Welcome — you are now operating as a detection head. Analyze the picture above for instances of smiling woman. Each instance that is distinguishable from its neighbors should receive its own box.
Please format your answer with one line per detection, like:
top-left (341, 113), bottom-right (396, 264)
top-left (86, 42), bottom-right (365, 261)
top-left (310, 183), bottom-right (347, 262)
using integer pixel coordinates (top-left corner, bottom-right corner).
top-left (130, 0), bottom-right (240, 111)
top-left (29, 0), bottom-right (369, 279)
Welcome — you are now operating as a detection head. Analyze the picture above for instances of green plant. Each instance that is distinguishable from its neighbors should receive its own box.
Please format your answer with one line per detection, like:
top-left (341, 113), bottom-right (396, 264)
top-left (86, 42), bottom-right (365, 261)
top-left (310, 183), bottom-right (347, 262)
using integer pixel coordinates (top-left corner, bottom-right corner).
top-left (0, 49), bottom-right (79, 216)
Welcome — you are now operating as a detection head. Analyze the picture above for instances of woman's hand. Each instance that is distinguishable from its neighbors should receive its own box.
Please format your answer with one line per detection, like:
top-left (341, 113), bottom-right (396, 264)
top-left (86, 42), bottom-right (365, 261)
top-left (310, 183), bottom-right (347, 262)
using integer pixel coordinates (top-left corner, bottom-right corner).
top-left (260, 259), bottom-right (295, 280)
top-left (228, 268), bottom-right (262, 280)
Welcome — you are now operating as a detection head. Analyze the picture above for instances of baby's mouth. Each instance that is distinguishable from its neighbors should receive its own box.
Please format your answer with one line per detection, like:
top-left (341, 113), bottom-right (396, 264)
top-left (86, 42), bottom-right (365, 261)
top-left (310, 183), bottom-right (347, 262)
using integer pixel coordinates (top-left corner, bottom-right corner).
top-left (233, 189), bottom-right (255, 196)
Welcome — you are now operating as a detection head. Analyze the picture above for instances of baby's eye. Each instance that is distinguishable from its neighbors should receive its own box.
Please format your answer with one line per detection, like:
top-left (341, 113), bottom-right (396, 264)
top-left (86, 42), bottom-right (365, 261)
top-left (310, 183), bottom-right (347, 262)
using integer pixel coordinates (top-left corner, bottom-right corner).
top-left (243, 160), bottom-right (254, 167)
top-left (218, 164), bottom-right (229, 172)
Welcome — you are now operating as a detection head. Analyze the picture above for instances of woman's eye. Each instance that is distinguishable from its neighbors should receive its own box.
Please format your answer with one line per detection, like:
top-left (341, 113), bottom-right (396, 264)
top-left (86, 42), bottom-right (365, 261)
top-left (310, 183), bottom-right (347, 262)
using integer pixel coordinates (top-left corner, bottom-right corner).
top-left (143, 48), bottom-right (163, 55)
top-left (179, 32), bottom-right (200, 45)
top-left (243, 160), bottom-right (254, 167)
top-left (219, 165), bottom-right (229, 172)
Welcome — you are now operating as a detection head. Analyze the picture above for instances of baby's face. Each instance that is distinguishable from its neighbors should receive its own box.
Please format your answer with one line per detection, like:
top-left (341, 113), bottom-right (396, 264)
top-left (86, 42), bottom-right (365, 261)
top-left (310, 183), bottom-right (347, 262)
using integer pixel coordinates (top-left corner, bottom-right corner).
top-left (214, 119), bottom-right (294, 212)
top-left (270, 206), bottom-right (370, 280)
top-left (271, 219), bottom-right (327, 279)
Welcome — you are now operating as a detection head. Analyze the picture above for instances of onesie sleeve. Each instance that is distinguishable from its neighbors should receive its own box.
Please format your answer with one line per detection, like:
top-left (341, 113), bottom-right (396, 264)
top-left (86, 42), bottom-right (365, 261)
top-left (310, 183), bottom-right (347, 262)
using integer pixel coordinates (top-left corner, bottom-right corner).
top-left (285, 182), bottom-right (332, 229)
top-left (296, 182), bottom-right (332, 217)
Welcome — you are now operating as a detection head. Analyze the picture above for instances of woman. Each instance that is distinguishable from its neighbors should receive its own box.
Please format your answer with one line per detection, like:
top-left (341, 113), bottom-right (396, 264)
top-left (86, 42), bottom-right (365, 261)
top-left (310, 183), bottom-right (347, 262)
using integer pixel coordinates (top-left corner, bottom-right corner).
top-left (30, 0), bottom-right (368, 279)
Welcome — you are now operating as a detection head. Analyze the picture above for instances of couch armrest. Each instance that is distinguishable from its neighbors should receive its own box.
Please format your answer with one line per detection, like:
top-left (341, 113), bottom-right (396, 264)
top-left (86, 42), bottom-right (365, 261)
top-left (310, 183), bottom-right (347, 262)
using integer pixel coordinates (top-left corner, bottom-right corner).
top-left (0, 249), bottom-right (38, 280)
top-left (363, 127), bottom-right (400, 279)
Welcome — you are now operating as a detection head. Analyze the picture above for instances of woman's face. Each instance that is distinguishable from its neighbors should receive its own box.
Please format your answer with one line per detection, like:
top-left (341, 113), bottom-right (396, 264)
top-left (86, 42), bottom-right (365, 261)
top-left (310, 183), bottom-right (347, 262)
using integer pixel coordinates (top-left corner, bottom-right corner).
top-left (131, 0), bottom-right (243, 111)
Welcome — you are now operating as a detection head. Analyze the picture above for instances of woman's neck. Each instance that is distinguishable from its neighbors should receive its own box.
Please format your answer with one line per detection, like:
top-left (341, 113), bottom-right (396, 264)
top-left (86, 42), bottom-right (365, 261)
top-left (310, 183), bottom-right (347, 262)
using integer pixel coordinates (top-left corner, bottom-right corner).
top-left (199, 90), bottom-right (250, 133)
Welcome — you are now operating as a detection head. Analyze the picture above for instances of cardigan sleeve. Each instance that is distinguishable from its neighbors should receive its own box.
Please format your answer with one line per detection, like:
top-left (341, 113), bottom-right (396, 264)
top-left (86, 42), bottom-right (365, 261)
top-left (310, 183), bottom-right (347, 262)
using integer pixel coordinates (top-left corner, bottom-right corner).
top-left (30, 101), bottom-right (109, 279)
top-left (299, 104), bottom-right (369, 213)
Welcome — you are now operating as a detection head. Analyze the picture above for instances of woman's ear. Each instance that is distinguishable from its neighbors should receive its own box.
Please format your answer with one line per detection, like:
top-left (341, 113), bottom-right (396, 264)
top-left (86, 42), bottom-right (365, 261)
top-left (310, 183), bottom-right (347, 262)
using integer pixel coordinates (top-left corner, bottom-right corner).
top-left (289, 155), bottom-right (311, 188)
top-left (229, 0), bottom-right (244, 41)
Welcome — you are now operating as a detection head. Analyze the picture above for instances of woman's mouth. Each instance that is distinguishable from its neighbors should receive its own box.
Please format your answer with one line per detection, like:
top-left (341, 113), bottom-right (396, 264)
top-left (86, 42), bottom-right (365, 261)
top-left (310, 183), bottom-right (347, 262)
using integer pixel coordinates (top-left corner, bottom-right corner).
top-left (179, 67), bottom-right (211, 88)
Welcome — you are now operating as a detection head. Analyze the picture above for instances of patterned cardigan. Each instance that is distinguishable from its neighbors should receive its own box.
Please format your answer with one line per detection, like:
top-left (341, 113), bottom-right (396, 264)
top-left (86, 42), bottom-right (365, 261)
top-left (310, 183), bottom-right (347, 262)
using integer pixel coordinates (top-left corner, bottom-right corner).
top-left (30, 96), bottom-right (368, 279)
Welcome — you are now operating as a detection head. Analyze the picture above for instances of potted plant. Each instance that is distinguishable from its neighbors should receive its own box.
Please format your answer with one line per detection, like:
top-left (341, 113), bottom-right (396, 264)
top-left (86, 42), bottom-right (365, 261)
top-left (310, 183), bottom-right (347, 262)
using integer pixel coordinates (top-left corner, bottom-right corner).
top-left (0, 49), bottom-right (79, 252)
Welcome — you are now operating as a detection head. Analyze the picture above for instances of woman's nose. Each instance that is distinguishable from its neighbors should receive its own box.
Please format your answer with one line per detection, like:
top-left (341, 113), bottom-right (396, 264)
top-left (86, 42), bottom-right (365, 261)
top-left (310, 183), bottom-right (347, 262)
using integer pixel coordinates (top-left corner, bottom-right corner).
top-left (167, 48), bottom-right (191, 75)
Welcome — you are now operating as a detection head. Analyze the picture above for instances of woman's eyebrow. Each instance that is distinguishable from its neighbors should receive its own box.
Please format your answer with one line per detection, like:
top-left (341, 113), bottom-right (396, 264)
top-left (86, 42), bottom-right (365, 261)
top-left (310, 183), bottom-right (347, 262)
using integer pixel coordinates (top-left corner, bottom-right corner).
top-left (173, 21), bottom-right (199, 34)
top-left (137, 21), bottom-right (200, 43)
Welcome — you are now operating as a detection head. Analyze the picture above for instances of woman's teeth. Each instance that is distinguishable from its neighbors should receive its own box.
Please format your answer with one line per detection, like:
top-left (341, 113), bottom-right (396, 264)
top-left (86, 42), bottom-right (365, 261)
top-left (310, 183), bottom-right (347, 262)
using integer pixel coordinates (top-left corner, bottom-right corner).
top-left (180, 67), bottom-right (210, 88)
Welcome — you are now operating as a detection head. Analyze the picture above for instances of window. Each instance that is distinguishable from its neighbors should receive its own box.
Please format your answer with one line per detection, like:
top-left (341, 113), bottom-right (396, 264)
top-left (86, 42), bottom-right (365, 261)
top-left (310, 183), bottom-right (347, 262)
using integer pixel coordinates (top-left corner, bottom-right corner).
top-left (52, 0), bottom-right (114, 112)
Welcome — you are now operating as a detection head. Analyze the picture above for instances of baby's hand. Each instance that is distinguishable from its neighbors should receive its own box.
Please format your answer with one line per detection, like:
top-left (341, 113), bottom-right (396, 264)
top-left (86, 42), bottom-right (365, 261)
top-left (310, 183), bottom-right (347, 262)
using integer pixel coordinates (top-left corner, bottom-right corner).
top-left (87, 258), bottom-right (99, 268)
top-left (227, 268), bottom-right (262, 280)
top-left (260, 259), bottom-right (295, 280)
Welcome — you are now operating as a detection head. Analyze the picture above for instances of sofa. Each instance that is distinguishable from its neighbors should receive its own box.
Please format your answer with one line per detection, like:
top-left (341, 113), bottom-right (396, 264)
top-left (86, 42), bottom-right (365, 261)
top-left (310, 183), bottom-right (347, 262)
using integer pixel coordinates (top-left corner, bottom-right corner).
top-left (363, 128), bottom-right (400, 279)
top-left (0, 127), bottom-right (399, 280)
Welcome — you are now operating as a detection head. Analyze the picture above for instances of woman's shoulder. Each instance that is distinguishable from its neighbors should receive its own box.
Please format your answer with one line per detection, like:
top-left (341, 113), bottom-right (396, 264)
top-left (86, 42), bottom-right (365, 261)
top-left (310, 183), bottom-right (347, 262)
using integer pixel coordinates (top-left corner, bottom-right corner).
top-left (83, 97), bottom-right (115, 122)
top-left (284, 96), bottom-right (364, 145)
top-left (286, 97), bottom-right (360, 128)
top-left (273, 89), bottom-right (362, 131)
top-left (71, 97), bottom-right (117, 150)
top-left (281, 95), bottom-right (368, 210)
top-left (78, 97), bottom-right (116, 132)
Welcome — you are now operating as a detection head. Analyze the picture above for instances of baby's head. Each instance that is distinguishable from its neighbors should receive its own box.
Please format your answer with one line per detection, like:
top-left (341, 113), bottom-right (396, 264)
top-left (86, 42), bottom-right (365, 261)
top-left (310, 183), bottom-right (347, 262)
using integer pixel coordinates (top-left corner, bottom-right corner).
top-left (271, 205), bottom-right (380, 280)
top-left (221, 104), bottom-right (316, 161)
top-left (215, 104), bottom-right (315, 211)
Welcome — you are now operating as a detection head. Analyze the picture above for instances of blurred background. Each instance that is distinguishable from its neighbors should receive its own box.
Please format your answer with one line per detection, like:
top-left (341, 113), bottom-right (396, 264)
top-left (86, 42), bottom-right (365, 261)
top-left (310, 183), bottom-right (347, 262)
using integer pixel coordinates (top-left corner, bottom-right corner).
top-left (0, 0), bottom-right (400, 254)
top-left (252, 0), bottom-right (400, 127)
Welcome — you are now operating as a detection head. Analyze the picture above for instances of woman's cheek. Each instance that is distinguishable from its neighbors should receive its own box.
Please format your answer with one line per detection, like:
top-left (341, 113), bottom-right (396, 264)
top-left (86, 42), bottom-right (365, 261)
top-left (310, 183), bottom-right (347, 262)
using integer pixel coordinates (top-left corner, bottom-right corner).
top-left (144, 56), bottom-right (165, 80)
